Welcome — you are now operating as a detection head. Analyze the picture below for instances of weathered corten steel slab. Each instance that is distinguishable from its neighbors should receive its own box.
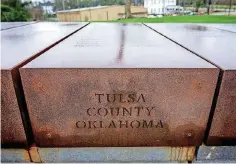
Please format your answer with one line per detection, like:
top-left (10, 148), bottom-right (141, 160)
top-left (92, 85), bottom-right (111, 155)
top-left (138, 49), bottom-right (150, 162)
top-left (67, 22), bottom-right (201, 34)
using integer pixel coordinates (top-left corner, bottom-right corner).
top-left (207, 70), bottom-right (236, 145)
top-left (20, 23), bottom-right (218, 147)
top-left (0, 22), bottom-right (36, 31)
top-left (1, 22), bottom-right (88, 148)
top-left (1, 70), bottom-right (28, 148)
top-left (145, 23), bottom-right (236, 145)
top-left (144, 23), bottom-right (235, 70)
top-left (1, 22), bottom-right (88, 70)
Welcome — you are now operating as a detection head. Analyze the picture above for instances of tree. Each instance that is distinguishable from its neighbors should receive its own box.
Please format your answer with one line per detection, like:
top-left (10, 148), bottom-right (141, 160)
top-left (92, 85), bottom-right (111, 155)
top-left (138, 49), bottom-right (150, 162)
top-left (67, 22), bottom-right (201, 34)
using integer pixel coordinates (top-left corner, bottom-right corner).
top-left (228, 0), bottom-right (233, 15)
top-left (205, 0), bottom-right (212, 15)
top-left (1, 0), bottom-right (30, 21)
top-left (125, 0), bottom-right (131, 18)
top-left (118, 0), bottom-right (125, 5)
top-left (195, 0), bottom-right (204, 12)
top-left (1, 0), bottom-right (21, 8)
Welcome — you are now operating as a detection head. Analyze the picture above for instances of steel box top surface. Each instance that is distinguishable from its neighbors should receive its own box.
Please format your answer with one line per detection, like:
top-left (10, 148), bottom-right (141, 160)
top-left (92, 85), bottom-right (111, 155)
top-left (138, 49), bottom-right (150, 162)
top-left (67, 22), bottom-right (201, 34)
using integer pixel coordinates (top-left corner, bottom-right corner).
top-left (0, 22), bottom-right (36, 30)
top-left (199, 23), bottom-right (236, 33)
top-left (23, 23), bottom-right (215, 69)
top-left (145, 23), bottom-right (236, 70)
top-left (1, 22), bottom-right (88, 70)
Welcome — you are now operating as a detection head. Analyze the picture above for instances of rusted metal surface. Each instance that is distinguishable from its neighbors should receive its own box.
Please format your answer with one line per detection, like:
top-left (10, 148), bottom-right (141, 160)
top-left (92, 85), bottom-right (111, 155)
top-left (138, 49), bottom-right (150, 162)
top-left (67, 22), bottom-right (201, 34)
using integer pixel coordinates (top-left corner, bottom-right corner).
top-left (1, 22), bottom-right (89, 148)
top-left (1, 148), bottom-right (31, 162)
top-left (207, 71), bottom-right (236, 145)
top-left (23, 23), bottom-right (215, 68)
top-left (144, 23), bottom-right (236, 146)
top-left (21, 23), bottom-right (218, 147)
top-left (1, 70), bottom-right (27, 148)
top-left (144, 23), bottom-right (236, 70)
top-left (1, 22), bottom-right (88, 70)
top-left (0, 22), bottom-right (37, 31)
top-left (30, 146), bottom-right (195, 162)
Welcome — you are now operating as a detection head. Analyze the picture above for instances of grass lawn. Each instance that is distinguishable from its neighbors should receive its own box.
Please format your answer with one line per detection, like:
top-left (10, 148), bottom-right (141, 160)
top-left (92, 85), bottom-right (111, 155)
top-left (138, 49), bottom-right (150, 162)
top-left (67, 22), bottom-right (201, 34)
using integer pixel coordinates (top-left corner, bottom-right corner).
top-left (112, 15), bottom-right (236, 23)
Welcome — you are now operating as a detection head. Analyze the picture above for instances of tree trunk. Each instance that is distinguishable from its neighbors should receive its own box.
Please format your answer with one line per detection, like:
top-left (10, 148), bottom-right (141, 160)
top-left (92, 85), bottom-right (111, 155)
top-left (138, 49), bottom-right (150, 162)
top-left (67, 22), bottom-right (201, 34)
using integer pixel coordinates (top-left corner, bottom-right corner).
top-left (196, 7), bottom-right (199, 12)
top-left (229, 0), bottom-right (232, 15)
top-left (207, 0), bottom-right (212, 15)
top-left (176, 0), bottom-right (179, 6)
top-left (125, 0), bottom-right (131, 19)
top-left (62, 0), bottom-right (65, 10)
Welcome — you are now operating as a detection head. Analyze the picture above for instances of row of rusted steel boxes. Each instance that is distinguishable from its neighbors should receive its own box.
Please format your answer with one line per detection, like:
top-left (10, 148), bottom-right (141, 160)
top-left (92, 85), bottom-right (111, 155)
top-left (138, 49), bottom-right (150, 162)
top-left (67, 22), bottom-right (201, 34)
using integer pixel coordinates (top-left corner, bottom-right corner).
top-left (1, 22), bottom-right (236, 162)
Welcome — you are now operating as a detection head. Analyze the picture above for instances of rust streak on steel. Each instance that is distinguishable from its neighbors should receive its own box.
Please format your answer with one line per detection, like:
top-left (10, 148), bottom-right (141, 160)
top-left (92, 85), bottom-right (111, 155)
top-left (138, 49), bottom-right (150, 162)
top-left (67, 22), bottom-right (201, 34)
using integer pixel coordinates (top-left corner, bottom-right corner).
top-left (168, 147), bottom-right (196, 161)
top-left (29, 144), bottom-right (41, 162)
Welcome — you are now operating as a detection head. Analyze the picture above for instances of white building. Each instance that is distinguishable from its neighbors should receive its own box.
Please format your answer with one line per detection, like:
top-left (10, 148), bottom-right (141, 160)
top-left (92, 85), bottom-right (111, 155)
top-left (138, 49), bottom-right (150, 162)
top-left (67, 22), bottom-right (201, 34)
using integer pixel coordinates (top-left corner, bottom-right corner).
top-left (41, 5), bottom-right (55, 15)
top-left (144, 0), bottom-right (176, 14)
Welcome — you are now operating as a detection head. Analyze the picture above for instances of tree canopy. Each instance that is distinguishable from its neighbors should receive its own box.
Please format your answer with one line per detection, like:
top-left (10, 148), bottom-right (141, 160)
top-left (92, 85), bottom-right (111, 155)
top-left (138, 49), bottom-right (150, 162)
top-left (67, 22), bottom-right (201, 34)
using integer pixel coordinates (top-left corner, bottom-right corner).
top-left (1, 0), bottom-right (30, 21)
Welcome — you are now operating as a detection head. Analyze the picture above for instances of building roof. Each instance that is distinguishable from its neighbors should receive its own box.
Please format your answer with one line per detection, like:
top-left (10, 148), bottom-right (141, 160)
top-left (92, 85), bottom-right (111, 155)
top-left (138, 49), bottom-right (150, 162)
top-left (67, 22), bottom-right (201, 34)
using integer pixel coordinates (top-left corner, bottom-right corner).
top-left (57, 6), bottom-right (108, 13)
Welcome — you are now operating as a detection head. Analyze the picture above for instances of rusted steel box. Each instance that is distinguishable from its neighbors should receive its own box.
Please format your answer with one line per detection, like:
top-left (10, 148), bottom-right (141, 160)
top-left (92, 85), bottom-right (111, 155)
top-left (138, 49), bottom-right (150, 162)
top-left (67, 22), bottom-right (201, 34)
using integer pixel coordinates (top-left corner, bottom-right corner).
top-left (208, 70), bottom-right (236, 145)
top-left (145, 23), bottom-right (236, 145)
top-left (20, 23), bottom-right (219, 147)
top-left (1, 22), bottom-right (88, 148)
top-left (1, 70), bottom-right (28, 147)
